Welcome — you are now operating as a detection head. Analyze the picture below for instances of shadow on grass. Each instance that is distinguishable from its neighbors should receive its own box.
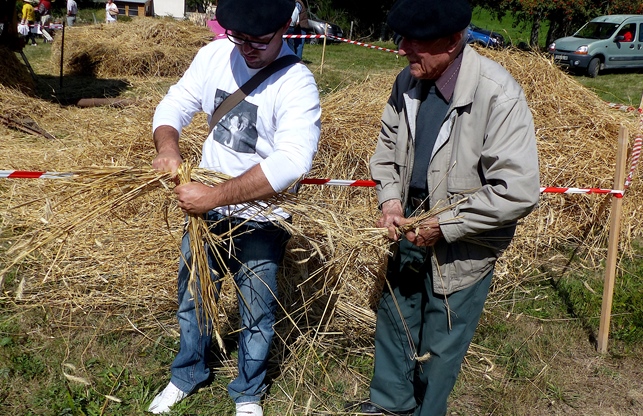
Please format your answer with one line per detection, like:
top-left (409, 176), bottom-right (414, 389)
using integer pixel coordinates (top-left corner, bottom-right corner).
top-left (542, 199), bottom-right (613, 350)
top-left (31, 73), bottom-right (131, 106)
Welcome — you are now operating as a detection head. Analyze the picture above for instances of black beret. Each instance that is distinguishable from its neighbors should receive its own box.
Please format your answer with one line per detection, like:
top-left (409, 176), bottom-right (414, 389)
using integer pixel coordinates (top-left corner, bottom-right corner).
top-left (387, 0), bottom-right (472, 40)
top-left (216, 0), bottom-right (296, 37)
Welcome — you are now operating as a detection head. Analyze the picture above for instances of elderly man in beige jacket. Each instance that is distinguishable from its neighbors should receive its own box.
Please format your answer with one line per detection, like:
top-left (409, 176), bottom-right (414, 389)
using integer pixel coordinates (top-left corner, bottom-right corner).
top-left (356, 0), bottom-right (540, 415)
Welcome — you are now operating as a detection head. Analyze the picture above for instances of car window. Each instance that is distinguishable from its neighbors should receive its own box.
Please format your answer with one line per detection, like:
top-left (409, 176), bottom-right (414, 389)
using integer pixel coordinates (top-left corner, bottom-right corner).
top-left (574, 22), bottom-right (620, 39)
top-left (640, 23), bottom-right (643, 42)
top-left (617, 23), bottom-right (636, 42)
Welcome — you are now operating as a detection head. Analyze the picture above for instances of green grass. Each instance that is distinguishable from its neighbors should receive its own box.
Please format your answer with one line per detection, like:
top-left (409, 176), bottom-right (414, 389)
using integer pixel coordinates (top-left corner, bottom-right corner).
top-left (301, 41), bottom-right (406, 95)
top-left (574, 70), bottom-right (643, 106)
top-left (470, 6), bottom-right (551, 49)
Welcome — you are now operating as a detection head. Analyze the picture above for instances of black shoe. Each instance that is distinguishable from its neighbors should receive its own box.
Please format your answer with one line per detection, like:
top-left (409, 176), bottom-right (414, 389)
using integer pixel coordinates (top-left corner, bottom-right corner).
top-left (345, 400), bottom-right (415, 415)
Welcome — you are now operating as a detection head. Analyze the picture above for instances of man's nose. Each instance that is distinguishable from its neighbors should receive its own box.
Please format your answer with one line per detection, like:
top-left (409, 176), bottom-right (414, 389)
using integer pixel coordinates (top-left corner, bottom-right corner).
top-left (397, 38), bottom-right (410, 56)
top-left (240, 42), bottom-right (255, 53)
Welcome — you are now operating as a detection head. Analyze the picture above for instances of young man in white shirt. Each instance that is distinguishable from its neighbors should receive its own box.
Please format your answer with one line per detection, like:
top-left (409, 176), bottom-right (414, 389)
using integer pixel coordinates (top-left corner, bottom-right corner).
top-left (148, 0), bottom-right (321, 415)
top-left (66, 0), bottom-right (78, 26)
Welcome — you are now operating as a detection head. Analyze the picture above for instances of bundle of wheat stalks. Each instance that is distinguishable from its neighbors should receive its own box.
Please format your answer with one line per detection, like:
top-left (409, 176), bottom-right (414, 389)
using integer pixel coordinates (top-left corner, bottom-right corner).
top-left (1, 29), bottom-right (642, 412)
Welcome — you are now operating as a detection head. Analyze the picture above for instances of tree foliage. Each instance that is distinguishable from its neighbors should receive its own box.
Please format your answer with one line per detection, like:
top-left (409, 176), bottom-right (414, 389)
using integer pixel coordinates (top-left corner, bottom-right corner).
top-left (472, 0), bottom-right (643, 48)
top-left (308, 0), bottom-right (396, 39)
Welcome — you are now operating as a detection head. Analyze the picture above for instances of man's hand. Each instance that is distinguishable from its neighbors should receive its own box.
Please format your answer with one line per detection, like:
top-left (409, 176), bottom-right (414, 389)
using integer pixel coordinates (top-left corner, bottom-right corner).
top-left (152, 126), bottom-right (183, 182)
top-left (400, 216), bottom-right (443, 247)
top-left (376, 199), bottom-right (405, 241)
top-left (152, 150), bottom-right (183, 176)
top-left (174, 182), bottom-right (216, 215)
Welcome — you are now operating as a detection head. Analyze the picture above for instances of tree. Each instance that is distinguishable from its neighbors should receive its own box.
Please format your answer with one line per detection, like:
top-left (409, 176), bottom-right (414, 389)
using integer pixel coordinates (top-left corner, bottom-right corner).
top-left (307, 0), bottom-right (395, 39)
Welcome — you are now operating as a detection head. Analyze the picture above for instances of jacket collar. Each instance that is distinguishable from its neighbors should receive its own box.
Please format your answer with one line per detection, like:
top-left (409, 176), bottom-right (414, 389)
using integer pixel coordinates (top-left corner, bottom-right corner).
top-left (450, 45), bottom-right (479, 110)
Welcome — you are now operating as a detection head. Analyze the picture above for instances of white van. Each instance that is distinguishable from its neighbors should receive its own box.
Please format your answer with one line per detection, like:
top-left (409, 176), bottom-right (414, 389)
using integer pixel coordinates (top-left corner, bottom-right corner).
top-left (548, 15), bottom-right (643, 77)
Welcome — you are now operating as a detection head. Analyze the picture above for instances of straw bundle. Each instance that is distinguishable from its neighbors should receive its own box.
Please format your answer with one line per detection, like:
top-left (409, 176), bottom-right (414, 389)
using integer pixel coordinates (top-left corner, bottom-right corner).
top-left (49, 18), bottom-right (213, 77)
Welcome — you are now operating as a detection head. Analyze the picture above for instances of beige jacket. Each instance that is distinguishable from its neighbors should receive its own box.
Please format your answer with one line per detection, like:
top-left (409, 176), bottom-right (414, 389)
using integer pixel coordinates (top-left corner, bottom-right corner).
top-left (370, 45), bottom-right (540, 294)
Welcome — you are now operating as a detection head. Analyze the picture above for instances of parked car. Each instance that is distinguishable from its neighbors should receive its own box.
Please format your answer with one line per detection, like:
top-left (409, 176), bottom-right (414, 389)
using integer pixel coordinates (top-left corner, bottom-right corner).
top-left (466, 23), bottom-right (505, 48)
top-left (548, 14), bottom-right (643, 77)
top-left (304, 12), bottom-right (344, 44)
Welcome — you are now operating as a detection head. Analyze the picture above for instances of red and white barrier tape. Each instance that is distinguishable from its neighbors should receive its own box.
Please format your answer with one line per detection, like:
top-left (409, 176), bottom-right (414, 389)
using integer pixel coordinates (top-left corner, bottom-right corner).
top-left (607, 102), bottom-right (638, 112)
top-left (282, 34), bottom-right (326, 40)
top-left (539, 186), bottom-right (624, 197)
top-left (326, 35), bottom-right (398, 54)
top-left (0, 170), bottom-right (72, 179)
top-left (300, 178), bottom-right (375, 187)
top-left (625, 135), bottom-right (642, 188)
top-left (1, 171), bottom-right (636, 198)
top-left (298, 178), bottom-right (626, 197)
top-left (281, 33), bottom-right (399, 54)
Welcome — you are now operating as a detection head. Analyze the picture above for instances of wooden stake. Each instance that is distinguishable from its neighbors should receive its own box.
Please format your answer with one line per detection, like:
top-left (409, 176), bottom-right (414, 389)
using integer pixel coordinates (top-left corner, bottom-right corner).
top-left (59, 18), bottom-right (66, 89)
top-left (320, 23), bottom-right (328, 75)
top-left (597, 126), bottom-right (629, 354)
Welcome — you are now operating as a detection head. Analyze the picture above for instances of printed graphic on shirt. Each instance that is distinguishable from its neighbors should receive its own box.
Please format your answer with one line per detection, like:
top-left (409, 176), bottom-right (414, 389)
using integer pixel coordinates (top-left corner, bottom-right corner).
top-left (212, 89), bottom-right (259, 154)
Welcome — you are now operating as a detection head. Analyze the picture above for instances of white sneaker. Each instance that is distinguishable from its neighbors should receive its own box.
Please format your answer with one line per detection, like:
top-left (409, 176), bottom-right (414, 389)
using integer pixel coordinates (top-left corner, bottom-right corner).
top-left (147, 382), bottom-right (188, 414)
top-left (235, 402), bottom-right (263, 416)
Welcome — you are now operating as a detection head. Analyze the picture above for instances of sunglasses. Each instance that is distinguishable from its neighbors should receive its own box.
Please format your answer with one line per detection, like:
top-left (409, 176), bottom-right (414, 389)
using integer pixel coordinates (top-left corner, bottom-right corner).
top-left (225, 30), bottom-right (278, 50)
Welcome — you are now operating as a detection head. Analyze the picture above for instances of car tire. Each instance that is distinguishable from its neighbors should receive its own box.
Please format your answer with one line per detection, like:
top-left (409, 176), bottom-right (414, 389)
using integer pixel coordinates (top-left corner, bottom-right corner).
top-left (587, 57), bottom-right (600, 77)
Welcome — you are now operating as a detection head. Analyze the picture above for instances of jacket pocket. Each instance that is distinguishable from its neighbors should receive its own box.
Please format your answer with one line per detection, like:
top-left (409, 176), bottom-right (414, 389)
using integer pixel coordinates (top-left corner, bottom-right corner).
top-left (436, 240), bottom-right (496, 292)
top-left (446, 175), bottom-right (482, 195)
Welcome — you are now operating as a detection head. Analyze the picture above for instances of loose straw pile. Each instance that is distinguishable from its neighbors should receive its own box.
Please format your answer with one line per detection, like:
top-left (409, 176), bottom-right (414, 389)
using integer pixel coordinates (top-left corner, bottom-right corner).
top-left (50, 18), bottom-right (214, 77)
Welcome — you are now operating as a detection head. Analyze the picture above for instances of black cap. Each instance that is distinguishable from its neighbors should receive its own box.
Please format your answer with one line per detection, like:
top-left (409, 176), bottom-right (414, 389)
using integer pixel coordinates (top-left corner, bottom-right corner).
top-left (387, 0), bottom-right (472, 41)
top-left (216, 0), bottom-right (296, 37)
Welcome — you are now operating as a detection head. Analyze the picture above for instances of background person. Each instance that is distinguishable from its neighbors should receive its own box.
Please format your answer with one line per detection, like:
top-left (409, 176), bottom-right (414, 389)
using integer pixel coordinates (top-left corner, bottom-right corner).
top-left (617, 25), bottom-right (634, 42)
top-left (105, 0), bottom-right (118, 23)
top-left (285, 0), bottom-right (301, 55)
top-left (37, 0), bottom-right (50, 27)
top-left (146, 0), bottom-right (321, 414)
top-left (66, 0), bottom-right (78, 27)
top-left (285, 0), bottom-right (308, 59)
top-left (20, 0), bottom-right (37, 46)
top-left (359, 0), bottom-right (541, 415)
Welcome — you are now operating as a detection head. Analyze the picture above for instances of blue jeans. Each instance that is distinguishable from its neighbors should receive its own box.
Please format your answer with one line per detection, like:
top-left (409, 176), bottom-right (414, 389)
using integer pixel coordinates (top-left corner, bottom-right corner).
top-left (286, 27), bottom-right (304, 59)
top-left (170, 211), bottom-right (290, 404)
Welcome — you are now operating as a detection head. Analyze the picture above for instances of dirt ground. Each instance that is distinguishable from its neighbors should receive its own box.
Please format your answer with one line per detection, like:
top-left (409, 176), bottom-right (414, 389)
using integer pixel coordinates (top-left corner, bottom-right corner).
top-left (451, 318), bottom-right (643, 416)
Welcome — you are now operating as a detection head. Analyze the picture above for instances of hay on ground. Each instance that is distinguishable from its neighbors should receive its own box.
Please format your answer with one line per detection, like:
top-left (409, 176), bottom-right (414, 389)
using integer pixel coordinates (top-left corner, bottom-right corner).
top-left (50, 18), bottom-right (213, 77)
top-left (0, 46), bottom-right (35, 92)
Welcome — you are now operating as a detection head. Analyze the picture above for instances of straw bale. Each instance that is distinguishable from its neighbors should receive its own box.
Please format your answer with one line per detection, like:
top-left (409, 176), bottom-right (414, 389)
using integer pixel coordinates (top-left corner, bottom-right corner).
top-left (49, 18), bottom-right (214, 77)
top-left (0, 46), bottom-right (35, 92)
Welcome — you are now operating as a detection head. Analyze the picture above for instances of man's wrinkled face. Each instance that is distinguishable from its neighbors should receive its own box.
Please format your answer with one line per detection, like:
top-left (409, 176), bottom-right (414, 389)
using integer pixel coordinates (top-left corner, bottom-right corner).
top-left (397, 34), bottom-right (462, 80)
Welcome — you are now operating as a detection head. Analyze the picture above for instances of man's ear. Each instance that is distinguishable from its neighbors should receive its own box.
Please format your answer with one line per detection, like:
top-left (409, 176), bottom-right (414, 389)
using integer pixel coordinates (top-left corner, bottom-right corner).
top-left (447, 31), bottom-right (465, 53)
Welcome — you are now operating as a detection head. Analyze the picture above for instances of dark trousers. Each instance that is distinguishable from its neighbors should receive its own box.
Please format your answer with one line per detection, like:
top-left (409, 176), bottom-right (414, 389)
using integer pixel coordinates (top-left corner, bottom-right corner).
top-left (286, 27), bottom-right (304, 59)
top-left (26, 21), bottom-right (37, 45)
top-left (369, 238), bottom-right (493, 416)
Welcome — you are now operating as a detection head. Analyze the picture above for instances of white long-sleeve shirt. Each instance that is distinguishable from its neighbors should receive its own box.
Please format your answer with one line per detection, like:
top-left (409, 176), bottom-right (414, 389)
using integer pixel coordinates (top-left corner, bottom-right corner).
top-left (153, 39), bottom-right (321, 220)
top-left (105, 2), bottom-right (118, 22)
top-left (67, 0), bottom-right (78, 15)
